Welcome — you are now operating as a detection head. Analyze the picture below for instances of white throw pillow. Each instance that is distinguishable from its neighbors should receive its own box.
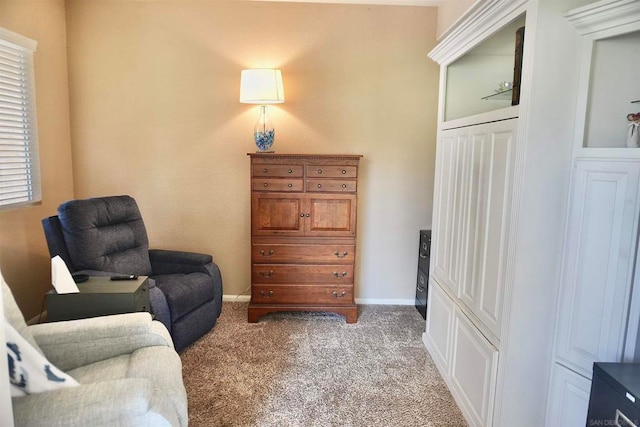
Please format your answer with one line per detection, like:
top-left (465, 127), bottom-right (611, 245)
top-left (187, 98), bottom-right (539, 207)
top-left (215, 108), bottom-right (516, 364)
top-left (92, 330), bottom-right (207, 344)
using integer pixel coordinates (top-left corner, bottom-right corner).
top-left (5, 317), bottom-right (80, 396)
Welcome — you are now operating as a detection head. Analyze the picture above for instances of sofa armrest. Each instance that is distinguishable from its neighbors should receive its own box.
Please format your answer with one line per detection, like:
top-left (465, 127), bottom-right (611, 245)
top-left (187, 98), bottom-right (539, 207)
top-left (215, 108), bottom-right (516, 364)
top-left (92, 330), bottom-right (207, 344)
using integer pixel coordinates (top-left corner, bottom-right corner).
top-left (29, 313), bottom-right (173, 371)
top-left (12, 378), bottom-right (169, 427)
top-left (149, 249), bottom-right (213, 275)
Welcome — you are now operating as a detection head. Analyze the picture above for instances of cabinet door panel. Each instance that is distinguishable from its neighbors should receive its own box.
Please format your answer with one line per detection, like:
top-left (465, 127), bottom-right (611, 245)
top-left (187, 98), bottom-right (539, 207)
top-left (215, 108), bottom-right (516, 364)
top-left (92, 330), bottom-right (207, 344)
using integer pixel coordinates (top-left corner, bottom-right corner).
top-left (425, 280), bottom-right (454, 374)
top-left (545, 364), bottom-right (591, 427)
top-left (433, 129), bottom-right (462, 295)
top-left (252, 194), bottom-right (304, 236)
top-left (556, 160), bottom-right (640, 377)
top-left (451, 309), bottom-right (498, 427)
top-left (307, 194), bottom-right (357, 237)
top-left (473, 122), bottom-right (515, 336)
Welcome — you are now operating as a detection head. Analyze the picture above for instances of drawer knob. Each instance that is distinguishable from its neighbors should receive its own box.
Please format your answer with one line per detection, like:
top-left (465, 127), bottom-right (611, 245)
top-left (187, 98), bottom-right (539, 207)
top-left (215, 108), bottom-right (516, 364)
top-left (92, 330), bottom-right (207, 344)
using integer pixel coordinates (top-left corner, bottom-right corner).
top-left (419, 276), bottom-right (425, 285)
top-left (260, 290), bottom-right (274, 298)
top-left (288, 183), bottom-right (293, 188)
top-left (288, 169), bottom-right (293, 173)
top-left (300, 213), bottom-right (305, 217)
top-left (305, 213), bottom-right (310, 218)
top-left (259, 249), bottom-right (275, 257)
top-left (333, 271), bottom-right (347, 278)
top-left (332, 291), bottom-right (347, 298)
top-left (263, 183), bottom-right (268, 187)
top-left (341, 170), bottom-right (347, 174)
top-left (341, 184), bottom-right (347, 189)
top-left (317, 184), bottom-right (322, 188)
top-left (259, 270), bottom-right (274, 278)
top-left (263, 168), bottom-right (268, 173)
top-left (317, 169), bottom-right (323, 174)
top-left (334, 251), bottom-right (348, 258)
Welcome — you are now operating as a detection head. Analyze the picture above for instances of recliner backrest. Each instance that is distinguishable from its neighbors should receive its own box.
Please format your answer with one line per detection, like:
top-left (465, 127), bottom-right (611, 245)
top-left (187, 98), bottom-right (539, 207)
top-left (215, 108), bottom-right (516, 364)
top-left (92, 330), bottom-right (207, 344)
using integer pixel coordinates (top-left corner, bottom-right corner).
top-left (56, 195), bottom-right (153, 276)
top-left (42, 215), bottom-right (76, 272)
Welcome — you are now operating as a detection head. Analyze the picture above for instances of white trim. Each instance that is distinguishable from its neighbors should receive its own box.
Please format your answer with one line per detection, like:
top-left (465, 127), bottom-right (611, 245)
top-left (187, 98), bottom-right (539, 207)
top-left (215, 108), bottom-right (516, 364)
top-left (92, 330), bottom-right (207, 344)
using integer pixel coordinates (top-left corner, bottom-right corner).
top-left (222, 295), bottom-right (417, 305)
top-left (0, 26), bottom-right (36, 51)
top-left (565, 0), bottom-right (640, 36)
top-left (428, 0), bottom-right (528, 66)
top-left (247, 0), bottom-right (442, 6)
top-left (355, 297), bottom-right (415, 305)
top-left (223, 294), bottom-right (251, 302)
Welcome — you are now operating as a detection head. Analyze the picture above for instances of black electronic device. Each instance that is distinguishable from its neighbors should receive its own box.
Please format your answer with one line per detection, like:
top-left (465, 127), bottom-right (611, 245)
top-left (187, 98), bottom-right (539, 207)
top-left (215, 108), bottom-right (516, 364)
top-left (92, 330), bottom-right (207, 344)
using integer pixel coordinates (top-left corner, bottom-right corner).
top-left (110, 275), bottom-right (138, 281)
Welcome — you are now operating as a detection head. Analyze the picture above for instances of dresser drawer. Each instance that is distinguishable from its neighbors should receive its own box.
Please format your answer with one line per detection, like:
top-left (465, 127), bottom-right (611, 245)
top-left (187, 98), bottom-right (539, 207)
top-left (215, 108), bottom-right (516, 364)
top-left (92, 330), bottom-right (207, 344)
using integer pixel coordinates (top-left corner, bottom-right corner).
top-left (252, 179), bottom-right (303, 192)
top-left (252, 244), bottom-right (355, 264)
top-left (252, 284), bottom-right (354, 305)
top-left (252, 264), bottom-right (354, 284)
top-left (306, 179), bottom-right (356, 193)
top-left (306, 165), bottom-right (357, 178)
top-left (252, 165), bottom-right (303, 178)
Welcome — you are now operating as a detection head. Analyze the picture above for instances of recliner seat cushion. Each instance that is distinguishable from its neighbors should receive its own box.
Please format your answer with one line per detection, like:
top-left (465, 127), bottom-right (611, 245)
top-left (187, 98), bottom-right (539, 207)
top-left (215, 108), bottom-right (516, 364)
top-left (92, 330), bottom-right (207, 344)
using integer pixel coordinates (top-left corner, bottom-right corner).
top-left (57, 196), bottom-right (152, 275)
top-left (151, 273), bottom-right (215, 320)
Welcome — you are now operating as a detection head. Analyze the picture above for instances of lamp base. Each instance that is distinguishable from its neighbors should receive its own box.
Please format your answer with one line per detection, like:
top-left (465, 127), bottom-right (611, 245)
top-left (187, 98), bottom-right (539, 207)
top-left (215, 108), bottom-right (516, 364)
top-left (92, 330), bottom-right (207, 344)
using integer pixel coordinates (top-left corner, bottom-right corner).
top-left (255, 150), bottom-right (275, 153)
top-left (254, 106), bottom-right (275, 152)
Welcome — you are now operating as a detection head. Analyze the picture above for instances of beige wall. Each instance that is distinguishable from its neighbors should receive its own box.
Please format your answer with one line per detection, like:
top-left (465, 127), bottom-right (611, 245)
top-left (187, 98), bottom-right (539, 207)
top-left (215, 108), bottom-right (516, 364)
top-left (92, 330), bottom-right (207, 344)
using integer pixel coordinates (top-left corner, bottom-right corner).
top-left (437, 0), bottom-right (478, 38)
top-left (65, 0), bottom-right (440, 302)
top-left (0, 0), bottom-right (74, 319)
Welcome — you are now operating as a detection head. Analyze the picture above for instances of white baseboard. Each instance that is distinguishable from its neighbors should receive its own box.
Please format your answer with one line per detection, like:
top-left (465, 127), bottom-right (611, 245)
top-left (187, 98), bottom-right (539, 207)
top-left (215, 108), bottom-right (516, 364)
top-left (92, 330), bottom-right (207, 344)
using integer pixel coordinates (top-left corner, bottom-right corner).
top-left (221, 295), bottom-right (415, 305)
top-left (222, 295), bottom-right (251, 302)
top-left (355, 298), bottom-right (415, 305)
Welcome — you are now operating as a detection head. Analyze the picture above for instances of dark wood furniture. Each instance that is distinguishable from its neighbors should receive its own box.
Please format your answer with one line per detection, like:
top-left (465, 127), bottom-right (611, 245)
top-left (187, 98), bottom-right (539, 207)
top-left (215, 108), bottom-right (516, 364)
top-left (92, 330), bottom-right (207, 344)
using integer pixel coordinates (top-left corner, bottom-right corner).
top-left (247, 153), bottom-right (362, 323)
top-left (46, 276), bottom-right (150, 322)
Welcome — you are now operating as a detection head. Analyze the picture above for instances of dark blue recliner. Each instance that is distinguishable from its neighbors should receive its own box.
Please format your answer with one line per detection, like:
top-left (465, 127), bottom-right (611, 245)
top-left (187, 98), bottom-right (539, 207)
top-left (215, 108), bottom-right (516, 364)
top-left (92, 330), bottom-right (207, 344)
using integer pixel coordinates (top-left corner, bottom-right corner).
top-left (41, 195), bottom-right (223, 351)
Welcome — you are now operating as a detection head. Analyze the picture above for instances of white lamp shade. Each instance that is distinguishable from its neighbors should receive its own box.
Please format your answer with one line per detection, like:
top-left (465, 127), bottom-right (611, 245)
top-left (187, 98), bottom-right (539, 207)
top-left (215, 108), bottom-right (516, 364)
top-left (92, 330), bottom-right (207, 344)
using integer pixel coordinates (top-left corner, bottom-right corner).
top-left (240, 69), bottom-right (285, 104)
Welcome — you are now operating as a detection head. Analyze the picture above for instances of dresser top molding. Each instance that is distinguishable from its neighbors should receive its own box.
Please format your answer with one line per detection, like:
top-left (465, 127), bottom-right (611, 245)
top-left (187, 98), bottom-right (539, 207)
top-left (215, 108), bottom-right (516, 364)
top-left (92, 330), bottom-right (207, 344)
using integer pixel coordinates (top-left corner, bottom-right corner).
top-left (248, 153), bottom-right (363, 160)
top-left (565, 0), bottom-right (640, 36)
top-left (428, 0), bottom-right (529, 66)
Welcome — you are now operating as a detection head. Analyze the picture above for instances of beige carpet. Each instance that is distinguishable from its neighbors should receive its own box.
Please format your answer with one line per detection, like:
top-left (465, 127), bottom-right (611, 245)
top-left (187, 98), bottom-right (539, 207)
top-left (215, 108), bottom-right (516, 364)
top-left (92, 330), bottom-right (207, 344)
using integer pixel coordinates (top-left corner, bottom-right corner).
top-left (180, 302), bottom-right (467, 427)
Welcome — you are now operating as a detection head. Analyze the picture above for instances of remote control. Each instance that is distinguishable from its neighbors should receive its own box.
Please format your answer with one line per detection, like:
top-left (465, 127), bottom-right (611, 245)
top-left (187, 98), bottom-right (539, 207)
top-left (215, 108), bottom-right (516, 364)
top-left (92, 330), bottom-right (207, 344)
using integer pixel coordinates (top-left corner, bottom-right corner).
top-left (110, 275), bottom-right (138, 281)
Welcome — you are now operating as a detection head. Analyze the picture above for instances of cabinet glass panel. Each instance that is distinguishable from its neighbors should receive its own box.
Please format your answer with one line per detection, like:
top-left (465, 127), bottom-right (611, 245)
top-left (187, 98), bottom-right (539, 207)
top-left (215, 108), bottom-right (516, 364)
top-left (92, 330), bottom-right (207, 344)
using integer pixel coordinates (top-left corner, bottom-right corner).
top-left (584, 30), bottom-right (640, 148)
top-left (444, 15), bottom-right (525, 122)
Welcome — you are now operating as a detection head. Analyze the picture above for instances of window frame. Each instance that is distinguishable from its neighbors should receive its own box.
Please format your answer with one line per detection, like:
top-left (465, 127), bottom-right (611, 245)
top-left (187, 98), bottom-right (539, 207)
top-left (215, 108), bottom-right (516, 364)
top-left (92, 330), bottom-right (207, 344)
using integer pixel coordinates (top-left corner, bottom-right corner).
top-left (0, 26), bottom-right (40, 211)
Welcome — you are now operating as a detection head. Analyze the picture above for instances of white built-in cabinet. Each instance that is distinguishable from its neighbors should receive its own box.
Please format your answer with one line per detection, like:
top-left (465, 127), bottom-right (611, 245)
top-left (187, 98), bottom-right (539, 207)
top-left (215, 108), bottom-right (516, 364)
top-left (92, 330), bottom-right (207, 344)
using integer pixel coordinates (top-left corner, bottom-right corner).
top-left (546, 1), bottom-right (640, 425)
top-left (423, 0), bottom-right (598, 426)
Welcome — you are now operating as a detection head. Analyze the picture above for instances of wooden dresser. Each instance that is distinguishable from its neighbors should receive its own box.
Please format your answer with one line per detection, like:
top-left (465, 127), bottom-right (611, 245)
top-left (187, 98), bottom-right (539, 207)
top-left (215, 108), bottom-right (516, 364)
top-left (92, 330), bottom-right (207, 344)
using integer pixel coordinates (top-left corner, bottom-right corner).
top-left (247, 153), bottom-right (362, 323)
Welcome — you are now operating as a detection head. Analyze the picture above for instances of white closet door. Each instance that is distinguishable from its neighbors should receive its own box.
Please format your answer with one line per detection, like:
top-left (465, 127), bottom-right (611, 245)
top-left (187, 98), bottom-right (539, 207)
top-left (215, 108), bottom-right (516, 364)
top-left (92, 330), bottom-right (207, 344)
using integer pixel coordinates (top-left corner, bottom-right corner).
top-left (556, 159), bottom-right (640, 377)
top-left (433, 128), bottom-right (466, 296)
top-left (450, 308), bottom-right (499, 427)
top-left (545, 364), bottom-right (592, 427)
top-left (457, 119), bottom-right (516, 338)
top-left (425, 280), bottom-right (455, 374)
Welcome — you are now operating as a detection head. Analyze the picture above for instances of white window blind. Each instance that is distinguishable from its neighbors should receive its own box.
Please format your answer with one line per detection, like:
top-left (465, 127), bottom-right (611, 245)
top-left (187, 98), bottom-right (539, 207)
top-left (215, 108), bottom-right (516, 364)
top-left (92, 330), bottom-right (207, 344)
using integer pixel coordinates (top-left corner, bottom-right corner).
top-left (0, 27), bottom-right (40, 210)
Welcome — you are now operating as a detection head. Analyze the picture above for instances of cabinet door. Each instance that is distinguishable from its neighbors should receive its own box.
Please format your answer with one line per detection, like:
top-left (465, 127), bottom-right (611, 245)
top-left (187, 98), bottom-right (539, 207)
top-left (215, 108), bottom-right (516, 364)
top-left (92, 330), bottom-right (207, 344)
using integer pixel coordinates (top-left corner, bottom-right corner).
top-left (251, 193), bottom-right (304, 236)
top-left (545, 364), bottom-right (591, 427)
top-left (451, 309), bottom-right (498, 427)
top-left (432, 128), bottom-right (465, 296)
top-left (306, 194), bottom-right (357, 237)
top-left (463, 120), bottom-right (516, 338)
top-left (424, 280), bottom-right (455, 374)
top-left (556, 159), bottom-right (640, 377)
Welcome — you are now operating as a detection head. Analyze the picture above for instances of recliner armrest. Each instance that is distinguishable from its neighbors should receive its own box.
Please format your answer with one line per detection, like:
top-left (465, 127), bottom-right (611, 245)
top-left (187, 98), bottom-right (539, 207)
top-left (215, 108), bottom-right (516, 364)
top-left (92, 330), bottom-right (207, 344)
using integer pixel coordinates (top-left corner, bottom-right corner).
top-left (29, 313), bottom-right (173, 371)
top-left (149, 249), bottom-right (214, 275)
top-left (12, 378), bottom-right (166, 427)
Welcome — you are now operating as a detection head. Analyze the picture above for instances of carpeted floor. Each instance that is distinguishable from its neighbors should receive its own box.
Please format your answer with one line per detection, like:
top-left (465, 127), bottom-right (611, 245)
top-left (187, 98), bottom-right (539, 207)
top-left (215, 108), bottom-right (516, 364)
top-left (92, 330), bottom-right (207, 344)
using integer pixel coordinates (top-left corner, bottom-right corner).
top-left (180, 302), bottom-right (467, 427)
